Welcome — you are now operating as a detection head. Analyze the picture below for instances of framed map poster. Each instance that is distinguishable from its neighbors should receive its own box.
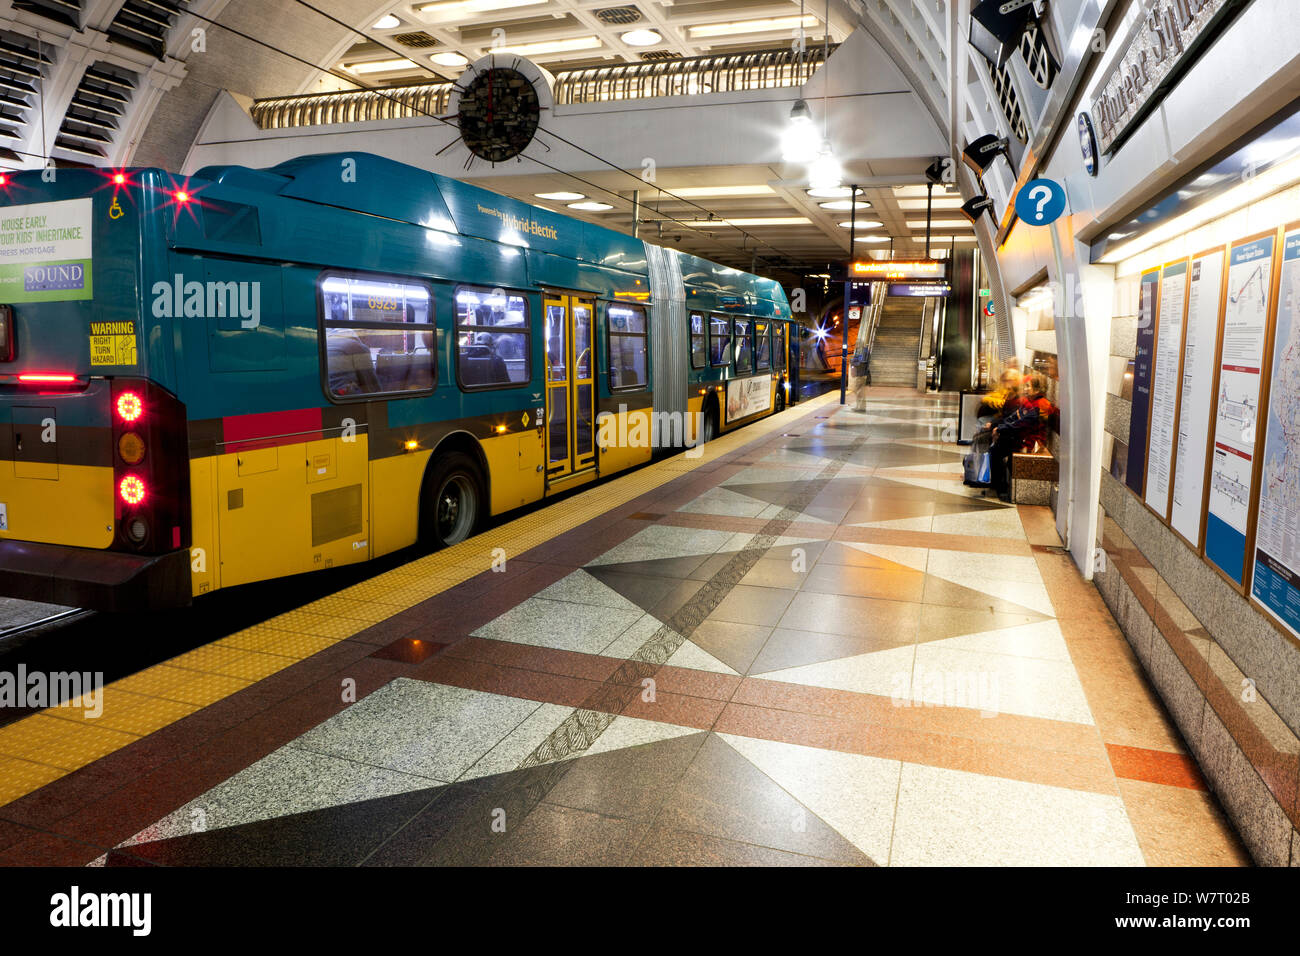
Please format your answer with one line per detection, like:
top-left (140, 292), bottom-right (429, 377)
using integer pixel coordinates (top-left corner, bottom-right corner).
top-left (1250, 225), bottom-right (1300, 638)
top-left (1144, 259), bottom-right (1190, 517)
top-left (1205, 231), bottom-right (1278, 588)
top-left (1169, 248), bottom-right (1226, 548)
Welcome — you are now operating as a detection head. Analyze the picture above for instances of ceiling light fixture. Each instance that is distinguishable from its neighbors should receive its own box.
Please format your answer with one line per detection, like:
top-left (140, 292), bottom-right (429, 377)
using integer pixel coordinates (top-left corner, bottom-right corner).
top-left (536, 191), bottom-right (586, 201)
top-left (781, 98), bottom-right (817, 163)
top-left (689, 15), bottom-right (818, 38)
top-left (621, 29), bottom-right (661, 46)
top-left (806, 186), bottom-right (860, 199)
top-left (373, 14), bottom-right (400, 29)
top-left (819, 200), bottom-right (869, 211)
top-left (667, 185), bottom-right (775, 198)
top-left (343, 58), bottom-right (416, 74)
top-left (419, 0), bottom-right (546, 14)
top-left (568, 201), bottom-right (613, 211)
top-left (808, 140), bottom-right (842, 190)
top-left (500, 36), bottom-right (601, 56)
top-left (430, 51), bottom-right (469, 67)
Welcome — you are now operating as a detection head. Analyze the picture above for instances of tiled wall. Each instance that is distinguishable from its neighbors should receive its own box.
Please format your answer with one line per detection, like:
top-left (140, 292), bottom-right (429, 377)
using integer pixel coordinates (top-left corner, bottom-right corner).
top-left (1097, 274), bottom-right (1300, 865)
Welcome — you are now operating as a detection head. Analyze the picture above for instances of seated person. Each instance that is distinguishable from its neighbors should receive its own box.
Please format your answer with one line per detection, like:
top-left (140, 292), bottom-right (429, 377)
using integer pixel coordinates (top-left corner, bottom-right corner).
top-left (327, 329), bottom-right (380, 396)
top-left (461, 332), bottom-right (510, 385)
top-left (989, 372), bottom-right (1055, 501)
top-left (979, 367), bottom-right (1023, 422)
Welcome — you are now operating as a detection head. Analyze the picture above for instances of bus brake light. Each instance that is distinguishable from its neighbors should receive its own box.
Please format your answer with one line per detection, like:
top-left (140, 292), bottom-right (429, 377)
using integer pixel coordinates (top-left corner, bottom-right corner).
top-left (119, 475), bottom-right (146, 506)
top-left (17, 373), bottom-right (77, 384)
top-left (116, 391), bottom-right (144, 422)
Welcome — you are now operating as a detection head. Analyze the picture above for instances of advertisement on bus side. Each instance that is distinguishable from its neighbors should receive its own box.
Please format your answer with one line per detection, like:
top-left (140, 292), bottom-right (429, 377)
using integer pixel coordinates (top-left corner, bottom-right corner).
top-left (726, 374), bottom-right (771, 423)
top-left (0, 198), bottom-right (94, 303)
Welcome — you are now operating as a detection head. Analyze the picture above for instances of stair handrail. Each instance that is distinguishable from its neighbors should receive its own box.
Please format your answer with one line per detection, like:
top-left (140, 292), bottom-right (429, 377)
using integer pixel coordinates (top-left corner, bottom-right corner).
top-left (865, 282), bottom-right (886, 352)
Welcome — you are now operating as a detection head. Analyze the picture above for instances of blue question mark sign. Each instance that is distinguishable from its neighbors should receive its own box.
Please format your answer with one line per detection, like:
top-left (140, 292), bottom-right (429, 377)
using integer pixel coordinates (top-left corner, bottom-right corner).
top-left (1014, 178), bottom-right (1067, 226)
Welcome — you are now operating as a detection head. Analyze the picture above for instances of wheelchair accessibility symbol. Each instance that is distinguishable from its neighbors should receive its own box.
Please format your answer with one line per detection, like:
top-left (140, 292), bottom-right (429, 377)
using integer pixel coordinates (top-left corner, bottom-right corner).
top-left (109, 197), bottom-right (125, 220)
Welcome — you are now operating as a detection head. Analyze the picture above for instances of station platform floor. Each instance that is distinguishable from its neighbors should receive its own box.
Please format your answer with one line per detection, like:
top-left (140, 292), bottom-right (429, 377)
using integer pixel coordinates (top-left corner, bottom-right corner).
top-left (0, 389), bottom-right (1250, 866)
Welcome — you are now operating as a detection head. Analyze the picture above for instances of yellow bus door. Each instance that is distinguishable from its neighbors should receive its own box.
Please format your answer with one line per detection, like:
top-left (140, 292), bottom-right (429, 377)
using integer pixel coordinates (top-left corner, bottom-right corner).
top-left (543, 293), bottom-right (597, 483)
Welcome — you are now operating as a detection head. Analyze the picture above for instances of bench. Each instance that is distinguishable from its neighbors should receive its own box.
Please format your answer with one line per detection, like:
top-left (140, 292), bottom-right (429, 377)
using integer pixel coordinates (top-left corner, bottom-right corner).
top-left (1010, 450), bottom-right (1057, 505)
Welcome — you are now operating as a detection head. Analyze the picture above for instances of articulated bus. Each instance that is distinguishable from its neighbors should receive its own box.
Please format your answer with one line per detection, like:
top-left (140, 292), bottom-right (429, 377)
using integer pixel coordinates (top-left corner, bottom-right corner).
top-left (0, 152), bottom-right (795, 610)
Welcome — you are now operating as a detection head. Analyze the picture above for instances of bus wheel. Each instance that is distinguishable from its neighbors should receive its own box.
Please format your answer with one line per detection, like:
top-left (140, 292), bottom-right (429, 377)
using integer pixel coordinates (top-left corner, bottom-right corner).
top-left (420, 452), bottom-right (483, 548)
top-left (774, 386), bottom-right (786, 413)
top-left (701, 405), bottom-right (718, 444)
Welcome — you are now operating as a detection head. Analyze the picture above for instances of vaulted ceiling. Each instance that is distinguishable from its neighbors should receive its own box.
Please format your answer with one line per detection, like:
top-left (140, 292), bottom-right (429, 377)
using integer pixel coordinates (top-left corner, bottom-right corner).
top-left (1, 0), bottom-right (1072, 278)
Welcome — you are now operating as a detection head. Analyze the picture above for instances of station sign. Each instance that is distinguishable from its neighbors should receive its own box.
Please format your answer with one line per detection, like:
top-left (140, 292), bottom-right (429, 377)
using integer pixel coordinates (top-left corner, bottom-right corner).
top-left (1090, 0), bottom-right (1245, 155)
top-left (849, 259), bottom-right (947, 281)
top-left (888, 282), bottom-right (951, 297)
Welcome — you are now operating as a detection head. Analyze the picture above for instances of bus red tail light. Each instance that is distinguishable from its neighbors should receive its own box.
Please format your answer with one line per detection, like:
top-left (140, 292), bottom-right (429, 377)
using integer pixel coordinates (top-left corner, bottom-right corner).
top-left (110, 379), bottom-right (190, 554)
top-left (119, 475), bottom-right (146, 505)
top-left (116, 391), bottom-right (143, 422)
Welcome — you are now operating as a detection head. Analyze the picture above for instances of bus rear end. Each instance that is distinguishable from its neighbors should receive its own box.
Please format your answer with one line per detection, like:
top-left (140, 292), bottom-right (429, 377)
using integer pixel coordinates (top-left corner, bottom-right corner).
top-left (0, 168), bottom-right (191, 610)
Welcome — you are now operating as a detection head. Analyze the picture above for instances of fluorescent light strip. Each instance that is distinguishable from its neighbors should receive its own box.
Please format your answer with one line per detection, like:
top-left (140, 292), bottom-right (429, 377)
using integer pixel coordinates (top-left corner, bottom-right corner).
top-left (905, 220), bottom-right (975, 229)
top-left (499, 36), bottom-right (601, 56)
top-left (689, 15), bottom-right (818, 38)
top-left (1105, 151), bottom-right (1300, 266)
top-left (343, 58), bottom-right (417, 74)
top-left (666, 185), bottom-right (775, 198)
top-left (668, 217), bottom-right (810, 227)
top-left (419, 0), bottom-right (546, 14)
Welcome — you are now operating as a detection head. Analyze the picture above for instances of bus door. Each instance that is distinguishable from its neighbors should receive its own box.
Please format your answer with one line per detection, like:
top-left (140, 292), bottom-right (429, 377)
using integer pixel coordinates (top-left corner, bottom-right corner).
top-left (543, 293), bottom-right (596, 482)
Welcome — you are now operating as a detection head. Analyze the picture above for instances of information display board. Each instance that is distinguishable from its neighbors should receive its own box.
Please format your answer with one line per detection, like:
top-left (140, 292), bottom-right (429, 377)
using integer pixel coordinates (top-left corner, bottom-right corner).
top-left (1169, 249), bottom-right (1225, 546)
top-left (1250, 226), bottom-right (1300, 638)
top-left (1205, 233), bottom-right (1277, 587)
top-left (1125, 269), bottom-right (1160, 494)
top-left (1144, 260), bottom-right (1189, 515)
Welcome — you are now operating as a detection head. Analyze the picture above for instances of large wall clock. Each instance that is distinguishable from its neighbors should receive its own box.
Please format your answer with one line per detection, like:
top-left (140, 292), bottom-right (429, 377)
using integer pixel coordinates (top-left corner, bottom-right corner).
top-left (448, 55), bottom-right (552, 166)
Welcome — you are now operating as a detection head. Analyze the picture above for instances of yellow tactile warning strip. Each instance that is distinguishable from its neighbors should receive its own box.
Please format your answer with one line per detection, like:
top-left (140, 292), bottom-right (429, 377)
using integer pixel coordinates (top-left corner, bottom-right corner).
top-left (0, 391), bottom-right (842, 807)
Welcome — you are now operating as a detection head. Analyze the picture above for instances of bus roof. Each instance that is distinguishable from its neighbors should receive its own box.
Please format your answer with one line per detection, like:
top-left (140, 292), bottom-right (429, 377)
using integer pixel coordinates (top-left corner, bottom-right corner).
top-left (192, 152), bottom-right (789, 317)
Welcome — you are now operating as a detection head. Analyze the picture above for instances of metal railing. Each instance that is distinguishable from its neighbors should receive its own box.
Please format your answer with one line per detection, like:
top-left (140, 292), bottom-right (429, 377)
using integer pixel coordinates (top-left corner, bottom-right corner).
top-left (250, 45), bottom-right (837, 130)
top-left (251, 84), bottom-right (454, 129)
top-left (553, 45), bottom-right (833, 105)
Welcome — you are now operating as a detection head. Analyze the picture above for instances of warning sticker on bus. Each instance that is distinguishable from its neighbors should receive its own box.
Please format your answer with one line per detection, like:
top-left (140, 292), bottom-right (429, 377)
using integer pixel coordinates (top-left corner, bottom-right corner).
top-left (89, 320), bottom-right (137, 366)
top-left (0, 198), bottom-right (93, 303)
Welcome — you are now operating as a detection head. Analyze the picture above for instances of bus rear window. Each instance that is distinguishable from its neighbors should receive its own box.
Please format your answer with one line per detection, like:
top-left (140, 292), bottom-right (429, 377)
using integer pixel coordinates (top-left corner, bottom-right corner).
top-left (455, 287), bottom-right (530, 389)
top-left (320, 273), bottom-right (434, 400)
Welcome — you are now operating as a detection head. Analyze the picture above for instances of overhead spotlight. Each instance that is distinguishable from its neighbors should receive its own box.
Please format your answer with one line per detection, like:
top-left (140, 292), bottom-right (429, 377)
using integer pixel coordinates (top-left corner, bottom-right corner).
top-left (962, 133), bottom-right (1012, 178)
top-left (808, 142), bottom-right (842, 190)
top-left (781, 98), bottom-right (817, 163)
top-left (968, 0), bottom-right (1036, 68)
top-left (960, 195), bottom-right (996, 223)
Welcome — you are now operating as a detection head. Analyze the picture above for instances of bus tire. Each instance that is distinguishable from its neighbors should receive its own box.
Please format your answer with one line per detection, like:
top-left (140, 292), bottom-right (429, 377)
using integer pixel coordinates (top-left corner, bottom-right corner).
top-left (700, 403), bottom-right (718, 444)
top-left (774, 386), bottom-right (786, 413)
top-left (419, 451), bottom-right (484, 549)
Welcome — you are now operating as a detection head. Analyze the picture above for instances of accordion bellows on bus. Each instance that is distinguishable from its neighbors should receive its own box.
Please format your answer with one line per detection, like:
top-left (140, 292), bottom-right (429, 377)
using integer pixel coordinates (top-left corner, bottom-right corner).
top-left (0, 152), bottom-right (795, 610)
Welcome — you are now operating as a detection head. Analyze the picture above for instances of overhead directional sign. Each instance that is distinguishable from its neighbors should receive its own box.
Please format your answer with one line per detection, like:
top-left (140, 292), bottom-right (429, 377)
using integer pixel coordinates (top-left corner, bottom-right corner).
top-left (1014, 178), bottom-right (1067, 226)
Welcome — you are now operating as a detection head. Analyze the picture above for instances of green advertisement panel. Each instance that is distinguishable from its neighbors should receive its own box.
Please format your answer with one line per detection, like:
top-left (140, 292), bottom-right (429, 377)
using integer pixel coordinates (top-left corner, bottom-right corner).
top-left (0, 198), bottom-right (94, 303)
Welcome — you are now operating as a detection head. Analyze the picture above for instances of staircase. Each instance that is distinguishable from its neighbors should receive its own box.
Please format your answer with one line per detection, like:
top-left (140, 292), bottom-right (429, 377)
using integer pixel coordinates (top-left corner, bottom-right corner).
top-left (868, 296), bottom-right (926, 388)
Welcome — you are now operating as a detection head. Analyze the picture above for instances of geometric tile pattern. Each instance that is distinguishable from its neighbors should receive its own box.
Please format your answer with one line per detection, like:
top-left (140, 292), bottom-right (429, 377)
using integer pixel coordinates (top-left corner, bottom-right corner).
top-left (0, 389), bottom-right (1252, 866)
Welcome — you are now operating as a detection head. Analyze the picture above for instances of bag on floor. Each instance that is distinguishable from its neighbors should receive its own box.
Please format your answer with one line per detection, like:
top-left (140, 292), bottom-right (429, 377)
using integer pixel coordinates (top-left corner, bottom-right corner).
top-left (963, 449), bottom-right (992, 487)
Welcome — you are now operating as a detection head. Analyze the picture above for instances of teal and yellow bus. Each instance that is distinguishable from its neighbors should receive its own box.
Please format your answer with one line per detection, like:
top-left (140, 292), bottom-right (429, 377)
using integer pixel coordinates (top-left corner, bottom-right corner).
top-left (0, 152), bottom-right (794, 610)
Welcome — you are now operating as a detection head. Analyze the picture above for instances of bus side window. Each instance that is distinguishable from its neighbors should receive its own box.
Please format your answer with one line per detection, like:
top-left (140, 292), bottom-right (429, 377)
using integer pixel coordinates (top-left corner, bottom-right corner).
top-left (455, 287), bottom-right (530, 389)
top-left (608, 303), bottom-right (647, 390)
top-left (689, 313), bottom-right (707, 368)
top-left (709, 314), bottom-right (730, 367)
top-left (320, 274), bottom-right (435, 400)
